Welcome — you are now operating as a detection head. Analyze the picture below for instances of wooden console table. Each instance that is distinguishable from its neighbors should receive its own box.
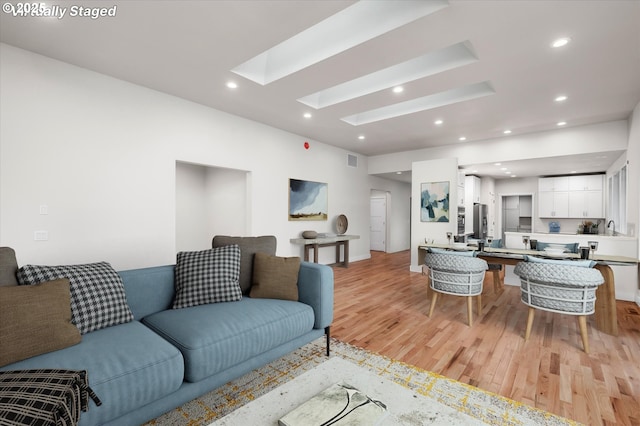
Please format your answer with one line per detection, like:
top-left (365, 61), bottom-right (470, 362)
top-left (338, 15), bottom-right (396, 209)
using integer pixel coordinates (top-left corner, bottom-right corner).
top-left (290, 235), bottom-right (359, 267)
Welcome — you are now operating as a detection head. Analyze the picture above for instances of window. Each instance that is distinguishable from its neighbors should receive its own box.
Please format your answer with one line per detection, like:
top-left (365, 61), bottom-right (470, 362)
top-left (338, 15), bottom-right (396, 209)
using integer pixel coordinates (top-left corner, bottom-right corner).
top-left (608, 164), bottom-right (627, 234)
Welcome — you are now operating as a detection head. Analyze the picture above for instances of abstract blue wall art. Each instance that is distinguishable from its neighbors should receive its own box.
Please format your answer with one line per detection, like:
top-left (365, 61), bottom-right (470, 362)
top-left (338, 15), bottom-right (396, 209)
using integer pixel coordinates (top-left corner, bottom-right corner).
top-left (421, 181), bottom-right (450, 222)
top-left (289, 178), bottom-right (328, 221)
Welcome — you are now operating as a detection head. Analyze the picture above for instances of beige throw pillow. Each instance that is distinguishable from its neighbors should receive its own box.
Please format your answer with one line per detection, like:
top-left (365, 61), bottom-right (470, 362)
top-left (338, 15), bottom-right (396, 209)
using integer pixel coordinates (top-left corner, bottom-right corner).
top-left (250, 253), bottom-right (300, 301)
top-left (0, 278), bottom-right (81, 367)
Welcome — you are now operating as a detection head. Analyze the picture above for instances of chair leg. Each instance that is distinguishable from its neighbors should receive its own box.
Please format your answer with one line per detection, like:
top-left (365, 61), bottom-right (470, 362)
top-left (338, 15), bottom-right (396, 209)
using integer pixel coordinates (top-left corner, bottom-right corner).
top-left (525, 307), bottom-right (535, 340)
top-left (428, 291), bottom-right (438, 317)
top-left (577, 316), bottom-right (590, 354)
top-left (476, 294), bottom-right (482, 316)
top-left (467, 296), bottom-right (473, 326)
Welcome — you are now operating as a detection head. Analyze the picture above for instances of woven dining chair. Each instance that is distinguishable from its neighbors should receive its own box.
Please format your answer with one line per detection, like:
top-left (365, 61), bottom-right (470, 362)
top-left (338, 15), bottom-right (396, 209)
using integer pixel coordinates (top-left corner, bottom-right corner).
top-left (424, 253), bottom-right (488, 326)
top-left (513, 262), bottom-right (604, 353)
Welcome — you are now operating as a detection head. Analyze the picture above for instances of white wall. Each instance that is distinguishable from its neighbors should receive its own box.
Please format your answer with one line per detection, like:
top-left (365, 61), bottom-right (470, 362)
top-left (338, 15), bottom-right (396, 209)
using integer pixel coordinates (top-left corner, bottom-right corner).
top-left (625, 101), bottom-right (640, 306)
top-left (175, 162), bottom-right (249, 253)
top-left (410, 158), bottom-right (459, 272)
top-left (0, 44), bottom-right (371, 270)
top-left (369, 176), bottom-right (411, 253)
top-left (175, 162), bottom-right (209, 252)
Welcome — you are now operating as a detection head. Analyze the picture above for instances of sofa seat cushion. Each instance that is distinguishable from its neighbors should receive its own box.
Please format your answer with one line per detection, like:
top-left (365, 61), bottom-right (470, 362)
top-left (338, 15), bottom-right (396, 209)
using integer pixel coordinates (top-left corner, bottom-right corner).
top-left (0, 321), bottom-right (184, 426)
top-left (142, 298), bottom-right (315, 383)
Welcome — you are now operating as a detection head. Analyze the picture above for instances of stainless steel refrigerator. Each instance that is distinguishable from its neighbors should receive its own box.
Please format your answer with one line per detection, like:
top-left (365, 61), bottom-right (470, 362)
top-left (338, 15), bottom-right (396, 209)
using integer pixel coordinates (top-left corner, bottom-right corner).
top-left (473, 203), bottom-right (488, 239)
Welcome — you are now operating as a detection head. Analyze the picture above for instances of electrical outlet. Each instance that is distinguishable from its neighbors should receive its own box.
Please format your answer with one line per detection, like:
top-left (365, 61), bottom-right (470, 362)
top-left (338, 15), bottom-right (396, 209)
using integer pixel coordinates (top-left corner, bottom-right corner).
top-left (39, 205), bottom-right (48, 215)
top-left (34, 231), bottom-right (48, 241)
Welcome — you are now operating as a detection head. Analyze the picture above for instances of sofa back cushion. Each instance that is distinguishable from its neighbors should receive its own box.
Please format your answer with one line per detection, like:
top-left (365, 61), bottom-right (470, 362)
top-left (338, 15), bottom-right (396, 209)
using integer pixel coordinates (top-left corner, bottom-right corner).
top-left (0, 247), bottom-right (18, 287)
top-left (119, 265), bottom-right (176, 319)
top-left (212, 235), bottom-right (277, 294)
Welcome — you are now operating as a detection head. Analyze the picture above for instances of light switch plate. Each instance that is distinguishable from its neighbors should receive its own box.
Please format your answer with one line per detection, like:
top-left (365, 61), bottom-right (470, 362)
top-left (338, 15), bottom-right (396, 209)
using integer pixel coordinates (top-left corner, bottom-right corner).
top-left (34, 231), bottom-right (48, 241)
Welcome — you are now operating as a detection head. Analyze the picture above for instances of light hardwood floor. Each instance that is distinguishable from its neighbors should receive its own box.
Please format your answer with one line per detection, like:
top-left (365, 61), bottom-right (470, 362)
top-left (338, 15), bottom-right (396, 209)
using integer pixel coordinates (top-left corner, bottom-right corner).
top-left (331, 250), bottom-right (640, 425)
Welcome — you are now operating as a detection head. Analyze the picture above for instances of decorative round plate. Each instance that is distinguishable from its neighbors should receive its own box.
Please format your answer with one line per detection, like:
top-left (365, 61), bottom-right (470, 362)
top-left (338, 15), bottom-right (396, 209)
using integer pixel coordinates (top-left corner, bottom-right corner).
top-left (336, 214), bottom-right (348, 234)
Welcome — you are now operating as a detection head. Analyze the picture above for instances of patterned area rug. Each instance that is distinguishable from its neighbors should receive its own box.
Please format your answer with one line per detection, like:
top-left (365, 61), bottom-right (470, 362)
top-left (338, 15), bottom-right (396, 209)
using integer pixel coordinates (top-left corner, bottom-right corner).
top-left (146, 338), bottom-right (579, 426)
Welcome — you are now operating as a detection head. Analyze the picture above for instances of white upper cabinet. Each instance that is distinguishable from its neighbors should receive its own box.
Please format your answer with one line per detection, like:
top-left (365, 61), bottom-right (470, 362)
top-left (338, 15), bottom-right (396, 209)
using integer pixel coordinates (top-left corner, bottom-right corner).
top-left (568, 175), bottom-right (604, 191)
top-left (539, 190), bottom-right (569, 218)
top-left (538, 174), bottom-right (605, 219)
top-left (457, 172), bottom-right (465, 207)
top-left (538, 176), bottom-right (569, 192)
top-left (569, 191), bottom-right (604, 218)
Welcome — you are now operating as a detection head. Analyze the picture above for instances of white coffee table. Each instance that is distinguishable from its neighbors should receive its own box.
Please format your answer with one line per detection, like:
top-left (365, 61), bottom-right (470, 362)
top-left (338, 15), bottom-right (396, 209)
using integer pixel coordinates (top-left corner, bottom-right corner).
top-left (210, 357), bottom-right (484, 425)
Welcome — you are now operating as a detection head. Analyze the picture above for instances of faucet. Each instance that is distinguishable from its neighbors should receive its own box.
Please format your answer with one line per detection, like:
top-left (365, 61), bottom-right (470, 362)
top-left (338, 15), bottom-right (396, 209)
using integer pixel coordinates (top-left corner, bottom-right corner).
top-left (607, 220), bottom-right (616, 236)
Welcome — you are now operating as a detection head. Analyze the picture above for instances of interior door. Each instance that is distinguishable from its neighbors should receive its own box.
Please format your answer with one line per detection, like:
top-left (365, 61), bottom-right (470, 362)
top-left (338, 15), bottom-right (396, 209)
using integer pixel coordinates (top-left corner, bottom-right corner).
top-left (370, 197), bottom-right (386, 251)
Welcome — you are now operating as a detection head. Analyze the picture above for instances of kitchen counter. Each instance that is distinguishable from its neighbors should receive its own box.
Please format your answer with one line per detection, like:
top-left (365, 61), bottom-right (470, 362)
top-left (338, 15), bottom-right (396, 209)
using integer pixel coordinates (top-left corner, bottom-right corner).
top-left (504, 232), bottom-right (638, 302)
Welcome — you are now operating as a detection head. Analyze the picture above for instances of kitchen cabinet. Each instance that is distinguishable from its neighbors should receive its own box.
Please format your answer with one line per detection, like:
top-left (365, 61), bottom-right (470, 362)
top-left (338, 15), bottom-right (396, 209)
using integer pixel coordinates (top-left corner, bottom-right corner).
top-left (457, 172), bottom-right (465, 207)
top-left (569, 175), bottom-right (604, 191)
top-left (569, 190), bottom-right (604, 218)
top-left (466, 176), bottom-right (481, 203)
top-left (539, 177), bottom-right (568, 192)
top-left (539, 174), bottom-right (604, 219)
top-left (539, 190), bottom-right (569, 218)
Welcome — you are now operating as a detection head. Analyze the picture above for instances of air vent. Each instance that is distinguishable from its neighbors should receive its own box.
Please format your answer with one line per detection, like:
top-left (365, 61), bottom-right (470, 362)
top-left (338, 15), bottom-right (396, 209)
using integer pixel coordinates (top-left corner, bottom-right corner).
top-left (347, 154), bottom-right (358, 168)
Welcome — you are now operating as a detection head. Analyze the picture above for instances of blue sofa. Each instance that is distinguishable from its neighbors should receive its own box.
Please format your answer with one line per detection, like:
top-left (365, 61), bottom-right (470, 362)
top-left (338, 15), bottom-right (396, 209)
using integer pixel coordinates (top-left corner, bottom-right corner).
top-left (1, 256), bottom-right (334, 425)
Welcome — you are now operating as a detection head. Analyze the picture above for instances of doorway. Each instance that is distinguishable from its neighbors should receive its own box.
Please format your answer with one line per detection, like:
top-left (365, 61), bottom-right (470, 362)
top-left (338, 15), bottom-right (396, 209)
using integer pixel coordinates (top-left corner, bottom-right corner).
top-left (370, 193), bottom-right (388, 252)
top-left (500, 194), bottom-right (533, 241)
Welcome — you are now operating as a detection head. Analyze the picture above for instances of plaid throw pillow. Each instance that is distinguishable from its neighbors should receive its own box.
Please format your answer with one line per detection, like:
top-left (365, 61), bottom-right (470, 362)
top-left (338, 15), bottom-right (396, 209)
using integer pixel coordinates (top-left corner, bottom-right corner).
top-left (17, 262), bottom-right (134, 334)
top-left (173, 245), bottom-right (242, 309)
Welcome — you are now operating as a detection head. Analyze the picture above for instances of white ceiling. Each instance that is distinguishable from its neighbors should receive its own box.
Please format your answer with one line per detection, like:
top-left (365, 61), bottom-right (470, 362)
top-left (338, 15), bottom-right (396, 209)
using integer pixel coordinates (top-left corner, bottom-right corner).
top-left (1, 0), bottom-right (639, 181)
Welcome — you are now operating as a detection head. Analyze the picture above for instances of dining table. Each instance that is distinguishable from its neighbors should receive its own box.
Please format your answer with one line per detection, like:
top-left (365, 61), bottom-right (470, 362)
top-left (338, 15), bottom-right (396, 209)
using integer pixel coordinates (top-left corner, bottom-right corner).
top-left (418, 243), bottom-right (639, 336)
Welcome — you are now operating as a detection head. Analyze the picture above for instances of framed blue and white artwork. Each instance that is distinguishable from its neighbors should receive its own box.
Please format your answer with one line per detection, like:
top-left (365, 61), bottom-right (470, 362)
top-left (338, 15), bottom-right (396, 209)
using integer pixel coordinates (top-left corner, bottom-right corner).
top-left (421, 181), bottom-right (450, 222)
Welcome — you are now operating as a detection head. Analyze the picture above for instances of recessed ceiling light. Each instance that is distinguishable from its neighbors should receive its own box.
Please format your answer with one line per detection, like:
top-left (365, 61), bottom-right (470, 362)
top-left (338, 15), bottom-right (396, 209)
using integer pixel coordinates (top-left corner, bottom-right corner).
top-left (358, 135), bottom-right (365, 140)
top-left (503, 129), bottom-right (512, 134)
top-left (570, 170), bottom-right (577, 174)
top-left (396, 171), bottom-right (402, 175)
top-left (505, 171), bottom-right (511, 174)
top-left (511, 175), bottom-right (517, 178)
top-left (226, 81), bottom-right (238, 89)
top-left (434, 119), bottom-right (443, 125)
top-left (472, 170), bottom-right (478, 173)
top-left (303, 112), bottom-right (312, 119)
top-left (557, 121), bottom-right (567, 126)
top-left (494, 163), bottom-right (501, 166)
top-left (551, 37), bottom-right (571, 48)
top-left (555, 95), bottom-right (568, 102)
top-left (501, 167), bottom-right (507, 171)
top-left (392, 86), bottom-right (404, 93)
top-left (459, 136), bottom-right (466, 141)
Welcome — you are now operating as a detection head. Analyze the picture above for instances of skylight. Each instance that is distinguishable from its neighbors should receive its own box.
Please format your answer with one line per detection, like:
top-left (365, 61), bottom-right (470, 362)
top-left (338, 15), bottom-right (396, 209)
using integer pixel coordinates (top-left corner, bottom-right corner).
top-left (341, 81), bottom-right (495, 126)
top-left (231, 0), bottom-right (449, 85)
top-left (297, 41), bottom-right (478, 109)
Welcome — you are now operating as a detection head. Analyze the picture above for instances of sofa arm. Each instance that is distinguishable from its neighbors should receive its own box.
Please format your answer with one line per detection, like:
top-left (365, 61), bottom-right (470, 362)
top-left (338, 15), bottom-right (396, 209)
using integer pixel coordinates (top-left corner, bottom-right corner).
top-left (297, 262), bottom-right (334, 330)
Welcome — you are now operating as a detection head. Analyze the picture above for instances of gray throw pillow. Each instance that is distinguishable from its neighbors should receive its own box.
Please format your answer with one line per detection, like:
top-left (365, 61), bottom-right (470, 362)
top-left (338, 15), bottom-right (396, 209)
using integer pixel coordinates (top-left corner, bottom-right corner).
top-left (173, 245), bottom-right (242, 309)
top-left (17, 262), bottom-right (134, 334)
